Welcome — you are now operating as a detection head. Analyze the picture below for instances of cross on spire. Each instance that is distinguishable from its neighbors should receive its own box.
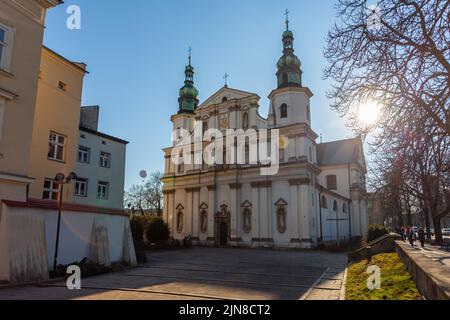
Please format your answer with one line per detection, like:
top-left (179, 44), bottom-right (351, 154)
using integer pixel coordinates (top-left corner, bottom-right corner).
top-left (284, 9), bottom-right (290, 30)
top-left (188, 46), bottom-right (192, 66)
top-left (223, 73), bottom-right (229, 87)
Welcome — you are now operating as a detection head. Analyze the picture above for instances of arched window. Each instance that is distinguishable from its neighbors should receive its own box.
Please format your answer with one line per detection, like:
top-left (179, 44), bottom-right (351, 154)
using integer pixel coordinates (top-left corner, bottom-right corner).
top-left (333, 200), bottom-right (338, 212)
top-left (222, 96), bottom-right (228, 103)
top-left (326, 175), bottom-right (337, 190)
top-left (342, 203), bottom-right (347, 214)
top-left (283, 73), bottom-right (288, 84)
top-left (243, 112), bottom-right (249, 130)
top-left (280, 104), bottom-right (288, 119)
top-left (307, 104), bottom-right (311, 122)
top-left (321, 196), bottom-right (328, 209)
top-left (202, 121), bottom-right (208, 136)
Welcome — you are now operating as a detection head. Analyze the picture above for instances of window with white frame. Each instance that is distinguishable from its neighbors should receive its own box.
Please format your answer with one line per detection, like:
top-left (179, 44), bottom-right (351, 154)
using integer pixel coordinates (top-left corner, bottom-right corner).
top-left (48, 132), bottom-right (66, 161)
top-left (99, 151), bottom-right (111, 168)
top-left (74, 178), bottom-right (88, 197)
top-left (77, 145), bottom-right (90, 163)
top-left (0, 24), bottom-right (10, 70)
top-left (43, 178), bottom-right (59, 201)
top-left (97, 181), bottom-right (109, 199)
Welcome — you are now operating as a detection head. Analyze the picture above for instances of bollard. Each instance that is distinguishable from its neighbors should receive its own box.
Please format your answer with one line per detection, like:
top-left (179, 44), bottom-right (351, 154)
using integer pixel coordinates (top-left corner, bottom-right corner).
top-left (366, 246), bottom-right (372, 263)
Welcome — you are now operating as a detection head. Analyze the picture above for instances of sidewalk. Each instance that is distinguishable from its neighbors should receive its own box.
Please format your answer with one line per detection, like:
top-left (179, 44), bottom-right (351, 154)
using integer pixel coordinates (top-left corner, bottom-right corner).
top-left (396, 241), bottom-right (450, 300)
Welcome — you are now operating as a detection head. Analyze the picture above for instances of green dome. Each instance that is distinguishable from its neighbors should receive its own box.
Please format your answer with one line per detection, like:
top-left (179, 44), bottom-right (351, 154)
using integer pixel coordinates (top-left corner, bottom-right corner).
top-left (283, 30), bottom-right (294, 38)
top-left (277, 54), bottom-right (301, 69)
top-left (179, 85), bottom-right (199, 99)
top-left (185, 64), bottom-right (194, 73)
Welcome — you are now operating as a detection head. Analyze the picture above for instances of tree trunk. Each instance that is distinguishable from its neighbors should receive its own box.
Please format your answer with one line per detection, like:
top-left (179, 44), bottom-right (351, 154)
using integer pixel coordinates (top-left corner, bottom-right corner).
top-left (423, 207), bottom-right (432, 240)
top-left (433, 216), bottom-right (443, 245)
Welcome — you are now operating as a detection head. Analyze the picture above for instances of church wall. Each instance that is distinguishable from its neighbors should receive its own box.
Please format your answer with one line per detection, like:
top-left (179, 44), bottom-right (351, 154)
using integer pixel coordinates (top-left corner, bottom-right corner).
top-left (272, 181), bottom-right (292, 246)
top-left (319, 166), bottom-right (351, 199)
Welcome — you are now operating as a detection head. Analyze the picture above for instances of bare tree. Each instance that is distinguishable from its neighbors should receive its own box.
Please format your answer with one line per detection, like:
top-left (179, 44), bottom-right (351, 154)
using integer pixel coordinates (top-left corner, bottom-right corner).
top-left (124, 171), bottom-right (164, 217)
top-left (324, 0), bottom-right (450, 141)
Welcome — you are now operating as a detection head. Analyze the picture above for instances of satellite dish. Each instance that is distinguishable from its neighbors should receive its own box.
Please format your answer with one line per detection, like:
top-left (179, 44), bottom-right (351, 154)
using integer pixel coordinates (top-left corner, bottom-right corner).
top-left (139, 170), bottom-right (148, 179)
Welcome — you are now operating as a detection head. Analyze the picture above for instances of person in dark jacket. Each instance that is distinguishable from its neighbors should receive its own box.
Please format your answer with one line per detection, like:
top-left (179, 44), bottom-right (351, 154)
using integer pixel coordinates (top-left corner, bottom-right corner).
top-left (418, 227), bottom-right (426, 249)
top-left (408, 227), bottom-right (416, 247)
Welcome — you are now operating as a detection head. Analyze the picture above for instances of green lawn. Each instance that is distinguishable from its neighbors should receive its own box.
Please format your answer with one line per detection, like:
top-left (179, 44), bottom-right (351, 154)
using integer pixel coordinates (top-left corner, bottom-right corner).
top-left (345, 253), bottom-right (422, 300)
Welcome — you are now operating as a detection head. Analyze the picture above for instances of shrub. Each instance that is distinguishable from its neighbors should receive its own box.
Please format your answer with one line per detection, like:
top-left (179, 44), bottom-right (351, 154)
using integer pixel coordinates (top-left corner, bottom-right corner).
top-left (130, 215), bottom-right (154, 244)
top-left (145, 217), bottom-right (170, 243)
top-left (367, 224), bottom-right (389, 242)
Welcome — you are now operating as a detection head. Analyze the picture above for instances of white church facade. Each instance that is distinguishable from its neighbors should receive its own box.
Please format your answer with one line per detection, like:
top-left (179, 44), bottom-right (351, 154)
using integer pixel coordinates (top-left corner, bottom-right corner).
top-left (162, 16), bottom-right (368, 249)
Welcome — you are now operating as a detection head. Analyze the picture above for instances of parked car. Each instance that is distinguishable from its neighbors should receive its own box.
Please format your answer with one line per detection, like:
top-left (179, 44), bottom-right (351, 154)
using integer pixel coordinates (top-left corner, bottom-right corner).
top-left (442, 228), bottom-right (450, 237)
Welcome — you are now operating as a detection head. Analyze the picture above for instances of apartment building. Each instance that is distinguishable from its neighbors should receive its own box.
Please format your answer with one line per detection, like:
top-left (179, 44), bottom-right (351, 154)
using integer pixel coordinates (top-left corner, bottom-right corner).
top-left (75, 106), bottom-right (128, 209)
top-left (0, 0), bottom-right (62, 202)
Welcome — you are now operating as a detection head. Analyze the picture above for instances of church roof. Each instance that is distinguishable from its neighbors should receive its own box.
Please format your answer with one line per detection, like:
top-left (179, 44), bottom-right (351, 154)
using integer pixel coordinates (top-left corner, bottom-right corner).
top-left (198, 86), bottom-right (260, 109)
top-left (317, 138), bottom-right (364, 167)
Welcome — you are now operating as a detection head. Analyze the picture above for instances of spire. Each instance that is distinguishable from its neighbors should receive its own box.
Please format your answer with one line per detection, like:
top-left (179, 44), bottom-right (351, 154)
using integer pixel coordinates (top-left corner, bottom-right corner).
top-left (178, 47), bottom-right (199, 114)
top-left (276, 10), bottom-right (302, 89)
top-left (284, 9), bottom-right (290, 31)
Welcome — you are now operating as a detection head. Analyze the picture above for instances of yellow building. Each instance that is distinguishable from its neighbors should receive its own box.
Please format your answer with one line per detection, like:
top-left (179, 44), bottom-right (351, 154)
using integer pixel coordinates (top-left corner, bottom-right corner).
top-left (28, 47), bottom-right (88, 202)
top-left (0, 0), bottom-right (62, 202)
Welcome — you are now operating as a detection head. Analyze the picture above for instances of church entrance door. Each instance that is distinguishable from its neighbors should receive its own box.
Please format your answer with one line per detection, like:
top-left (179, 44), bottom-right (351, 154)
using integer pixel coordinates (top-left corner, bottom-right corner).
top-left (220, 222), bottom-right (228, 246)
top-left (215, 204), bottom-right (230, 247)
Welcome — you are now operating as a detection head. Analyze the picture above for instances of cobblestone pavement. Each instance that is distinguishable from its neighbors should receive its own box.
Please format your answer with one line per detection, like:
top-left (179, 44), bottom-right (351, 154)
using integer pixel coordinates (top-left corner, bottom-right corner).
top-left (0, 248), bottom-right (347, 300)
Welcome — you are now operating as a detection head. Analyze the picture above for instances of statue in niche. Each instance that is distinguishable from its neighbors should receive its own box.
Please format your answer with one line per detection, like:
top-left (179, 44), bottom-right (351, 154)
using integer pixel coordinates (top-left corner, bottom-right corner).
top-left (177, 210), bottom-right (184, 233)
top-left (200, 210), bottom-right (208, 234)
top-left (243, 208), bottom-right (251, 234)
top-left (277, 207), bottom-right (287, 234)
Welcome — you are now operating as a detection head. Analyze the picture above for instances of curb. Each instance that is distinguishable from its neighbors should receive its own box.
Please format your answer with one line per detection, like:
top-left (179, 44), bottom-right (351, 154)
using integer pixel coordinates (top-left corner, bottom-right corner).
top-left (339, 267), bottom-right (348, 300)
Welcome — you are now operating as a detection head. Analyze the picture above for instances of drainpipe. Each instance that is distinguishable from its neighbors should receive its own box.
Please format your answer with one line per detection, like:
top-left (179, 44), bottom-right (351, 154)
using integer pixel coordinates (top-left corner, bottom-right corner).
top-left (348, 165), bottom-right (352, 240)
top-left (319, 185), bottom-right (324, 242)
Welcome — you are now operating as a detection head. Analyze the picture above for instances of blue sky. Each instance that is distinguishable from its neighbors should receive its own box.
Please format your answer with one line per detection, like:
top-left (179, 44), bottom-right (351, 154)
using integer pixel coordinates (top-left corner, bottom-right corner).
top-left (43, 0), bottom-right (353, 189)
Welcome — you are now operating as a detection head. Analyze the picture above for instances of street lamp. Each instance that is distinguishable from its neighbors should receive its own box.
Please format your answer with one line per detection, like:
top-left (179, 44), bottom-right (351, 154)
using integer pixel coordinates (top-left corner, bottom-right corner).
top-left (52, 171), bottom-right (77, 273)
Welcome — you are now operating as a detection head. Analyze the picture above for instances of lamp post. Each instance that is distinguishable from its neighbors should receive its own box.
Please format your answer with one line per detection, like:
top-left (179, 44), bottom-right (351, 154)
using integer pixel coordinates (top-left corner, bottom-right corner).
top-left (52, 171), bottom-right (77, 273)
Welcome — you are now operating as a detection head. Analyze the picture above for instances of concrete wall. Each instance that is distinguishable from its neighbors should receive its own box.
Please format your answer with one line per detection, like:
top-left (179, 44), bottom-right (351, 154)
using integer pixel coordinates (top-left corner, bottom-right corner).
top-left (0, 202), bottom-right (136, 283)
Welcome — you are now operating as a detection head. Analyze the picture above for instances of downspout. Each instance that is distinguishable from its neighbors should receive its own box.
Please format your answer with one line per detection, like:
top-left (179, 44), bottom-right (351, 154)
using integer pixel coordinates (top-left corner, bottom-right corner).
top-left (319, 186), bottom-right (323, 242)
top-left (348, 164), bottom-right (352, 240)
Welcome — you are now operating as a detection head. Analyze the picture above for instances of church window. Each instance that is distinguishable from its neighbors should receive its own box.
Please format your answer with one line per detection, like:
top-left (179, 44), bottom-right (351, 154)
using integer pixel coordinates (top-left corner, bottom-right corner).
top-left (333, 200), bottom-right (338, 212)
top-left (222, 97), bottom-right (228, 103)
top-left (309, 147), bottom-right (313, 162)
top-left (343, 203), bottom-right (348, 214)
top-left (243, 112), bottom-right (249, 130)
top-left (280, 104), bottom-right (288, 119)
top-left (326, 175), bottom-right (337, 190)
top-left (307, 105), bottom-right (311, 122)
top-left (283, 73), bottom-right (288, 84)
top-left (202, 121), bottom-right (208, 136)
top-left (321, 196), bottom-right (328, 209)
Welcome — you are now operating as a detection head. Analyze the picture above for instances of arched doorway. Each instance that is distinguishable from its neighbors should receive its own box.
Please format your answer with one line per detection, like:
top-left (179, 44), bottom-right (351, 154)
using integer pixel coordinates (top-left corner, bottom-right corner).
top-left (220, 222), bottom-right (228, 246)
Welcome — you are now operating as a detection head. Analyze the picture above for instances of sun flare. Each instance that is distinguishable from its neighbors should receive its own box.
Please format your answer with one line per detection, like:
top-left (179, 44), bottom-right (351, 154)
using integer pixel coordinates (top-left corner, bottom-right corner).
top-left (358, 101), bottom-right (381, 126)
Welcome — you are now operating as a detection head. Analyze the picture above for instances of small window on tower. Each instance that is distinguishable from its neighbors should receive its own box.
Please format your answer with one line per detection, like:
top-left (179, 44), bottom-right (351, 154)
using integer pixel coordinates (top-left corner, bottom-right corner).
top-left (283, 73), bottom-right (288, 84)
top-left (222, 97), bottom-right (228, 103)
top-left (280, 104), bottom-right (288, 119)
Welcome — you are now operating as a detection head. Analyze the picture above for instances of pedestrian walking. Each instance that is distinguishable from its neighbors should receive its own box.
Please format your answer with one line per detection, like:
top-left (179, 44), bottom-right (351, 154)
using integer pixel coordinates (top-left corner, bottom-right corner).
top-left (418, 227), bottom-right (426, 249)
top-left (408, 227), bottom-right (416, 248)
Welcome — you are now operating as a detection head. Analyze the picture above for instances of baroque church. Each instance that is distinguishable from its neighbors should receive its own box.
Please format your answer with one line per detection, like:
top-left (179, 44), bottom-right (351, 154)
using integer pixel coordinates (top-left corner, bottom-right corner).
top-left (162, 15), bottom-right (368, 249)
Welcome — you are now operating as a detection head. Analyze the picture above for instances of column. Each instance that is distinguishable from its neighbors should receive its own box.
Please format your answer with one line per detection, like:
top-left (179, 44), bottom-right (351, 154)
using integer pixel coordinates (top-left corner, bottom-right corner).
top-left (289, 183), bottom-right (300, 242)
top-left (229, 184), bottom-right (241, 241)
top-left (207, 185), bottom-right (216, 241)
top-left (192, 188), bottom-right (200, 239)
top-left (185, 189), bottom-right (193, 237)
top-left (251, 184), bottom-right (260, 242)
top-left (300, 184), bottom-right (311, 242)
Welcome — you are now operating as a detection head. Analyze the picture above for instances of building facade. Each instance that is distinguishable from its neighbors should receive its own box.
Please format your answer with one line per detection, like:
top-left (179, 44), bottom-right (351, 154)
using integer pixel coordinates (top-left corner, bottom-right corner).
top-left (75, 106), bottom-right (128, 210)
top-left (0, 0), bottom-right (62, 203)
top-left (162, 17), bottom-right (368, 248)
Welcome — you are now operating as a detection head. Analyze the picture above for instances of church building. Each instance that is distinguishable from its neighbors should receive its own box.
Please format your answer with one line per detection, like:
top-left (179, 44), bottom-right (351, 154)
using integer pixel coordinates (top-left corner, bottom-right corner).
top-left (162, 15), bottom-right (368, 249)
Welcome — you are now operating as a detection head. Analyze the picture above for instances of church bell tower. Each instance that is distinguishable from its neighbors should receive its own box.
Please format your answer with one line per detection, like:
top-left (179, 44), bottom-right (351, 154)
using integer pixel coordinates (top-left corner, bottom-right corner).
top-left (171, 49), bottom-right (199, 143)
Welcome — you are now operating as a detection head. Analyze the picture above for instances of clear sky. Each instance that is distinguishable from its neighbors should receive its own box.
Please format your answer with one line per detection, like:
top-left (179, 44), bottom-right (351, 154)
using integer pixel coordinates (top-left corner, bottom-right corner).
top-left (43, 0), bottom-right (353, 190)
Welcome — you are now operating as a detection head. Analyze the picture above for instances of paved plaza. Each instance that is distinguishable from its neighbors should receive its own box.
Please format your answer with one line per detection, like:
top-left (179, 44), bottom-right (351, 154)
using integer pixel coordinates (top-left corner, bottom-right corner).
top-left (0, 248), bottom-right (347, 300)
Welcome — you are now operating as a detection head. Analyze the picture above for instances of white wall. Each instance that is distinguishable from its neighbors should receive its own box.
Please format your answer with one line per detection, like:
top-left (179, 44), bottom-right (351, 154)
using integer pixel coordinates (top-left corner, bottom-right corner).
top-left (74, 129), bottom-right (126, 209)
top-left (0, 203), bottom-right (135, 282)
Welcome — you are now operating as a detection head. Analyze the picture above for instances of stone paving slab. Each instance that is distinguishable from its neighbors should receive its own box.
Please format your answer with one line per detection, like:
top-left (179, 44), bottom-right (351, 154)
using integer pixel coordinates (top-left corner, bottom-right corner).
top-left (0, 248), bottom-right (347, 300)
